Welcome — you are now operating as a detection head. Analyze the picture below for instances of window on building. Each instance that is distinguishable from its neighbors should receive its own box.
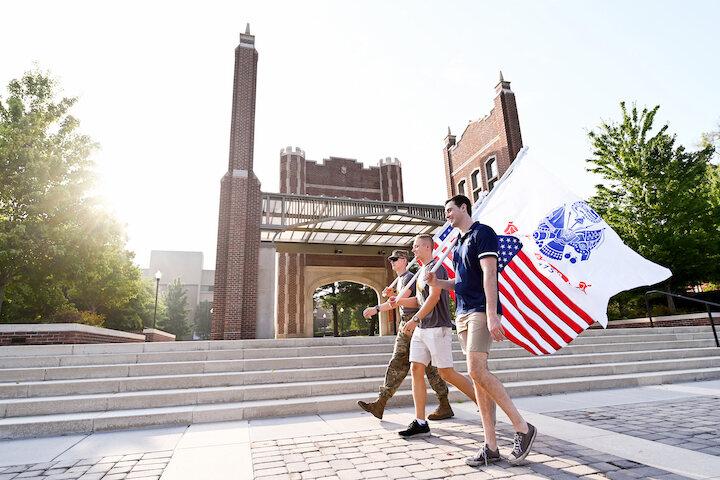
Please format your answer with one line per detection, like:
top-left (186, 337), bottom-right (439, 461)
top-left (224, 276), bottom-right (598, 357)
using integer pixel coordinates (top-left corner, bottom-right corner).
top-left (457, 180), bottom-right (466, 196)
top-left (486, 157), bottom-right (498, 191)
top-left (471, 170), bottom-right (482, 202)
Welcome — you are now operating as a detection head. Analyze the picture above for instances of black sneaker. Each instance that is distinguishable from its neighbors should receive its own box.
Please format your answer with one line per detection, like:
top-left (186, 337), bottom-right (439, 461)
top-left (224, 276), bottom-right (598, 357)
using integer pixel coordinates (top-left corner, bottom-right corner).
top-left (465, 444), bottom-right (502, 467)
top-left (507, 423), bottom-right (537, 465)
top-left (398, 420), bottom-right (430, 438)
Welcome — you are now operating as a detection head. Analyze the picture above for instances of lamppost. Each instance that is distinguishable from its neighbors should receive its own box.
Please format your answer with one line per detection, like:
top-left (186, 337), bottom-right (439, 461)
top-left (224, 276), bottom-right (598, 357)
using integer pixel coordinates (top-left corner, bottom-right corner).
top-left (152, 270), bottom-right (162, 329)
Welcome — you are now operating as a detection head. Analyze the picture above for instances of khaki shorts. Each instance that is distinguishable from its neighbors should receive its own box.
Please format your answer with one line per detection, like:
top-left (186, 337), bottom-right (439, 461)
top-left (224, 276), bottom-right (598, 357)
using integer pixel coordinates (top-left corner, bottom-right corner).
top-left (409, 326), bottom-right (454, 368)
top-left (456, 312), bottom-right (492, 354)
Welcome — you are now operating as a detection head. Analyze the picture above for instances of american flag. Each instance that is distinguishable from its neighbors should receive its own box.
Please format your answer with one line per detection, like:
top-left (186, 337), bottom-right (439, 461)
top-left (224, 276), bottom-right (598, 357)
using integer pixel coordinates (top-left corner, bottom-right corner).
top-left (432, 223), bottom-right (457, 284)
top-left (497, 235), bottom-right (594, 355)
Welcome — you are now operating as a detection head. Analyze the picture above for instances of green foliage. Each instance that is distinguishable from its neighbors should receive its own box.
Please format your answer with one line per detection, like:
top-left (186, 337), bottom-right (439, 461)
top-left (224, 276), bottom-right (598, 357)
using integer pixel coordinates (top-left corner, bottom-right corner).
top-left (0, 69), bottom-right (157, 331)
top-left (193, 300), bottom-right (212, 340)
top-left (587, 102), bottom-right (719, 290)
top-left (159, 278), bottom-right (190, 339)
top-left (318, 282), bottom-right (378, 335)
top-left (51, 306), bottom-right (105, 327)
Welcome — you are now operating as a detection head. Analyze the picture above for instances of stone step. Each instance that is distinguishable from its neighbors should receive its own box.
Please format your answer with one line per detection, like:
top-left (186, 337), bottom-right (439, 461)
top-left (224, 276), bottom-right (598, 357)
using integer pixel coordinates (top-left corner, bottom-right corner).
top-left (3, 354), bottom-right (720, 408)
top-left (0, 331), bottom-right (715, 370)
top-left (3, 365), bottom-right (720, 439)
top-left (2, 341), bottom-right (719, 384)
top-left (0, 327), bottom-right (712, 368)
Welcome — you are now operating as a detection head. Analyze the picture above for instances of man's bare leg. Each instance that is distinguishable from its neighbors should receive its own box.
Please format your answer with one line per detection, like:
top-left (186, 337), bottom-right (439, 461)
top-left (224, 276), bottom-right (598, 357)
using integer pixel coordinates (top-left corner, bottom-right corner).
top-left (437, 368), bottom-right (476, 402)
top-left (468, 351), bottom-right (528, 434)
top-left (411, 362), bottom-right (427, 420)
top-left (469, 358), bottom-right (499, 450)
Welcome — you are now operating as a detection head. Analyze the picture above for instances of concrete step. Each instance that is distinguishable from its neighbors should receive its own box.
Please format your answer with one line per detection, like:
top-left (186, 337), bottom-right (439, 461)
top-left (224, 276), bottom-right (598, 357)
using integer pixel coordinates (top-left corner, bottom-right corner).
top-left (0, 330), bottom-right (716, 371)
top-left (2, 341), bottom-right (720, 385)
top-left (0, 329), bottom-right (715, 369)
top-left (2, 365), bottom-right (720, 439)
top-left (1, 325), bottom-right (713, 357)
top-left (4, 354), bottom-right (720, 414)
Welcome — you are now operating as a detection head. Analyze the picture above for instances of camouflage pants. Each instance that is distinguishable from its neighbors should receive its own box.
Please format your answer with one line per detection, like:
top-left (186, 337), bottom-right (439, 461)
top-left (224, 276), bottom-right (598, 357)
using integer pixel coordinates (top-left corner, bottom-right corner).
top-left (378, 320), bottom-right (450, 400)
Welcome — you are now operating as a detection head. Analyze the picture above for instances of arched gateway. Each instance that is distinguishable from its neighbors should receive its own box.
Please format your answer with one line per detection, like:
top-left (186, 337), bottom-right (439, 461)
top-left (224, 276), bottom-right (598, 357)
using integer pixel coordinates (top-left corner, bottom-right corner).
top-left (211, 28), bottom-right (523, 339)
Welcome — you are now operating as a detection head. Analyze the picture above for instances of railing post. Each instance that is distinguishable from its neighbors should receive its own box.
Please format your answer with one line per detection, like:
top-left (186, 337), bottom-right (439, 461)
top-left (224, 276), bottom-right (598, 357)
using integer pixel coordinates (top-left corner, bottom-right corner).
top-left (707, 304), bottom-right (720, 348)
top-left (644, 292), bottom-right (654, 328)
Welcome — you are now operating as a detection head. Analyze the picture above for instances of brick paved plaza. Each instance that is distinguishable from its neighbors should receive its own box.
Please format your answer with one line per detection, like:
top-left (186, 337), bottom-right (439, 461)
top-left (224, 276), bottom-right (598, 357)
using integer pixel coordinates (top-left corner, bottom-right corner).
top-left (1, 381), bottom-right (719, 480)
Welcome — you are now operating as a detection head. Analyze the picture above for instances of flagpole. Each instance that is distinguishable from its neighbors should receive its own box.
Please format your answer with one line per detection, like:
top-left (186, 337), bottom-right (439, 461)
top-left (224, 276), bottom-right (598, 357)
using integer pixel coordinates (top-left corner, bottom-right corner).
top-left (385, 147), bottom-right (530, 298)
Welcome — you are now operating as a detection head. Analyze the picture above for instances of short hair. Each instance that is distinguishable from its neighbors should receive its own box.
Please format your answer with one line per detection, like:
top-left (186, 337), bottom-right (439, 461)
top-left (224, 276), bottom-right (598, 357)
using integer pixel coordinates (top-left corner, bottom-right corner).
top-left (446, 194), bottom-right (472, 216)
top-left (415, 233), bottom-right (433, 247)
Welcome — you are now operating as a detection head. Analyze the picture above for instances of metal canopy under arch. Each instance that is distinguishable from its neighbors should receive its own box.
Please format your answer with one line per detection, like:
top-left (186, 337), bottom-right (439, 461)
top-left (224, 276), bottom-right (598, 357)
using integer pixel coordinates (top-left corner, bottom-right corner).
top-left (260, 192), bottom-right (446, 250)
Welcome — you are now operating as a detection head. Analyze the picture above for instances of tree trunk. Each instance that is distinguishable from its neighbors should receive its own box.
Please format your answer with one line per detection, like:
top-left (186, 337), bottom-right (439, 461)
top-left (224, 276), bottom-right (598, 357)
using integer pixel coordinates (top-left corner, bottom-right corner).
top-left (0, 280), bottom-right (6, 320)
top-left (666, 284), bottom-right (676, 313)
top-left (332, 283), bottom-right (339, 337)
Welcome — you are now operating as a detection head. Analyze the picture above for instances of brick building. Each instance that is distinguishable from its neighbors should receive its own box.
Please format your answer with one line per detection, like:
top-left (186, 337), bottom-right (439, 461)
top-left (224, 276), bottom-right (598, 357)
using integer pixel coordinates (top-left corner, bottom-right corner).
top-left (276, 150), bottom-right (402, 337)
top-left (212, 30), bottom-right (522, 340)
top-left (443, 72), bottom-right (523, 200)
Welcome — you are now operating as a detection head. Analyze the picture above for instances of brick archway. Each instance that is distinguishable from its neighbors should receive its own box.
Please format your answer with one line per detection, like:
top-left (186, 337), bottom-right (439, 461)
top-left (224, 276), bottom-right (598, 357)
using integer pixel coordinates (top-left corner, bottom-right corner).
top-left (301, 266), bottom-right (392, 339)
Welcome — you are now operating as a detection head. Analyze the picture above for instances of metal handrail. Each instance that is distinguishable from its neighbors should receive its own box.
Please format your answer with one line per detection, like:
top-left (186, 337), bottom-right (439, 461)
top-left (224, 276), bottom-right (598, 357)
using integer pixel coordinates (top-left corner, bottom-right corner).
top-left (644, 290), bottom-right (720, 347)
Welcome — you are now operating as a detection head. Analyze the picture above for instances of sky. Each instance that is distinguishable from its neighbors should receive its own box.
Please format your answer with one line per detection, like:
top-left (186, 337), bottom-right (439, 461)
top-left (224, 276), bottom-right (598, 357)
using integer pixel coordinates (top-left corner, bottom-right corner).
top-left (2, 0), bottom-right (719, 269)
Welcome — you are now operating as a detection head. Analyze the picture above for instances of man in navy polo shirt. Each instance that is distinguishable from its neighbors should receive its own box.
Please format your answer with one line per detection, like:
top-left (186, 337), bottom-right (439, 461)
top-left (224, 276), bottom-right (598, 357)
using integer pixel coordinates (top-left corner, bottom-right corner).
top-left (426, 194), bottom-right (537, 467)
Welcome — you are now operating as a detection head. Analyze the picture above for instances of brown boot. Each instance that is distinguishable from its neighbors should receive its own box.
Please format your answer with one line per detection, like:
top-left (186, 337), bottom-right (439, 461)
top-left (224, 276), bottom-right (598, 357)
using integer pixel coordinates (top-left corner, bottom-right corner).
top-left (428, 396), bottom-right (454, 421)
top-left (357, 397), bottom-right (388, 419)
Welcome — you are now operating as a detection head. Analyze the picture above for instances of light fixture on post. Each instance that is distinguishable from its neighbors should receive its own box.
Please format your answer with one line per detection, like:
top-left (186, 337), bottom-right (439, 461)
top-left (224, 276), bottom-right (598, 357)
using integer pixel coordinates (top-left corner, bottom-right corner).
top-left (153, 270), bottom-right (162, 330)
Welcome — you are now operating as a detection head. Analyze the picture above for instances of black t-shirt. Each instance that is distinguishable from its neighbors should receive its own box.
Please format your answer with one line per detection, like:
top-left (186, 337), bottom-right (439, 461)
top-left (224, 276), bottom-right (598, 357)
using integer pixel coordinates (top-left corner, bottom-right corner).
top-left (452, 222), bottom-right (502, 315)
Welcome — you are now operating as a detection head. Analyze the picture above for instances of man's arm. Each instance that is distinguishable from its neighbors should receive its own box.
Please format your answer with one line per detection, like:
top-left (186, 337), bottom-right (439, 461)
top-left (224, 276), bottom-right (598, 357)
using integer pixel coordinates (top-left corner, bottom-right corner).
top-left (401, 286), bottom-right (442, 335)
top-left (363, 288), bottom-right (415, 318)
top-left (480, 256), bottom-right (505, 341)
top-left (424, 271), bottom-right (456, 291)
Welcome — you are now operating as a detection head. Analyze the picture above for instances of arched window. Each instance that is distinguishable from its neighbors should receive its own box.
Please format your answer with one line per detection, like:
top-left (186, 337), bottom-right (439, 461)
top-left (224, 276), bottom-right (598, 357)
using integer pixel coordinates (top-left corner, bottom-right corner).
top-left (486, 156), bottom-right (498, 191)
top-left (457, 180), bottom-right (466, 196)
top-left (471, 170), bottom-right (482, 202)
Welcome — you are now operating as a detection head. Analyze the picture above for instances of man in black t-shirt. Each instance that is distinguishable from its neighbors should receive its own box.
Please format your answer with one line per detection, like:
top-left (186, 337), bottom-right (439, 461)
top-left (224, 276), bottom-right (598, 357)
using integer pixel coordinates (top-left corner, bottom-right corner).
top-left (357, 249), bottom-right (452, 420)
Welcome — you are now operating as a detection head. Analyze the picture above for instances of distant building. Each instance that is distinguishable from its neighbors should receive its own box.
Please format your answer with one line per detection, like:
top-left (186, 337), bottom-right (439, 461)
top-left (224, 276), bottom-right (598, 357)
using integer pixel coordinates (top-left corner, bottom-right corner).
top-left (142, 251), bottom-right (214, 317)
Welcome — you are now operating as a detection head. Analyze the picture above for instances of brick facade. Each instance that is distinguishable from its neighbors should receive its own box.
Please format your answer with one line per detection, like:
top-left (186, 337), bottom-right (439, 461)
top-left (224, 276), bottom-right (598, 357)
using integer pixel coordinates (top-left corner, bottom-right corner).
top-left (444, 73), bottom-right (523, 200)
top-left (211, 29), bottom-right (262, 340)
top-left (280, 148), bottom-right (403, 202)
top-left (276, 148), bottom-right (401, 336)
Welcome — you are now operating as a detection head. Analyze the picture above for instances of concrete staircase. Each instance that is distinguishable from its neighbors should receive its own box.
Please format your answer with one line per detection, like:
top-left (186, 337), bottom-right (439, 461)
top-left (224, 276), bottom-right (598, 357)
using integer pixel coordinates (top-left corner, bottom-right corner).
top-left (1, 326), bottom-right (719, 439)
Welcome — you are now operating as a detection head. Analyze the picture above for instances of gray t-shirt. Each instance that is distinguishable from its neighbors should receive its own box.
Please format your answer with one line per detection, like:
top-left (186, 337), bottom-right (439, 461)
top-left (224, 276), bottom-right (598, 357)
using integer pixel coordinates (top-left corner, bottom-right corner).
top-left (415, 260), bottom-right (453, 329)
top-left (397, 271), bottom-right (418, 317)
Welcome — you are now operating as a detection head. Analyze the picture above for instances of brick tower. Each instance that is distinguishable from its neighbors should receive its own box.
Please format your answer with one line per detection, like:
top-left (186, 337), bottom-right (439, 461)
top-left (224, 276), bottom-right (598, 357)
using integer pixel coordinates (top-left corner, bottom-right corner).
top-left (443, 72), bottom-right (523, 200)
top-left (211, 25), bottom-right (262, 340)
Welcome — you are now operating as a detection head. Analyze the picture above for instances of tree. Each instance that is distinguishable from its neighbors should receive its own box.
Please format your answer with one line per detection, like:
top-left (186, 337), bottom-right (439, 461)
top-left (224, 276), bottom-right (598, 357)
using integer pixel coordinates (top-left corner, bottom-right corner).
top-left (159, 278), bottom-right (190, 339)
top-left (701, 125), bottom-right (720, 211)
top-left (0, 69), bottom-right (158, 330)
top-left (318, 282), bottom-right (378, 335)
top-left (0, 70), bottom-right (96, 318)
top-left (587, 102), bottom-right (719, 291)
top-left (193, 300), bottom-right (212, 340)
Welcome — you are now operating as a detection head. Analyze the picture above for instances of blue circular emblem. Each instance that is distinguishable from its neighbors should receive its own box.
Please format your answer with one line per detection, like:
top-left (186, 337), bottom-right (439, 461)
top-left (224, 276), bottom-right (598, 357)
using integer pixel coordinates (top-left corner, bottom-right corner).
top-left (533, 201), bottom-right (605, 263)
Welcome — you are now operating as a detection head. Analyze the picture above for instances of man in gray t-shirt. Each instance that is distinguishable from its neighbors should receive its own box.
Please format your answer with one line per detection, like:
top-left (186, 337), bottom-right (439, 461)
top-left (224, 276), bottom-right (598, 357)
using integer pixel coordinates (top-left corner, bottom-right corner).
top-left (415, 259), bottom-right (452, 329)
top-left (392, 234), bottom-right (477, 438)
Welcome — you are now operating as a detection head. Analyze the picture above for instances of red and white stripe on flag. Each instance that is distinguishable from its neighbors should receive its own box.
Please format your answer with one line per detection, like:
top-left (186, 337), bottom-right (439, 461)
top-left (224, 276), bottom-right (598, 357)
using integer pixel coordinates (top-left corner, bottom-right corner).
top-left (499, 249), bottom-right (594, 355)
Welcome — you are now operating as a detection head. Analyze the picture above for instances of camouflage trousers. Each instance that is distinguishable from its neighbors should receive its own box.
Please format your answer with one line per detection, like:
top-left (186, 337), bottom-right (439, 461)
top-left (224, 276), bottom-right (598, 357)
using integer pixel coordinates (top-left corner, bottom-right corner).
top-left (378, 319), bottom-right (450, 400)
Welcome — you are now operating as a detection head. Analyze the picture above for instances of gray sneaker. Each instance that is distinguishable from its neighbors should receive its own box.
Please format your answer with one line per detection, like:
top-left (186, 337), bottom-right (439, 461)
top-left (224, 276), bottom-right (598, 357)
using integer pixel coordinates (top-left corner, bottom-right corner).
top-left (507, 423), bottom-right (537, 465)
top-left (465, 444), bottom-right (502, 467)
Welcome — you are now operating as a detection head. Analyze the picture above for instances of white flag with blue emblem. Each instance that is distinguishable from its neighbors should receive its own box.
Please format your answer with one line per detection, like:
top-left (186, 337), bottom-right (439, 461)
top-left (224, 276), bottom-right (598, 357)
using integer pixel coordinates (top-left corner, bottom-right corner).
top-left (476, 148), bottom-right (671, 355)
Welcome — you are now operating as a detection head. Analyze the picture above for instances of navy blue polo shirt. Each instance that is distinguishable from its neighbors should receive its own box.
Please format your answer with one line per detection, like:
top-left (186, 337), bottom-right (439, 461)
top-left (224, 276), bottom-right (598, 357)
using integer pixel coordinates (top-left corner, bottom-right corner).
top-left (452, 222), bottom-right (503, 315)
